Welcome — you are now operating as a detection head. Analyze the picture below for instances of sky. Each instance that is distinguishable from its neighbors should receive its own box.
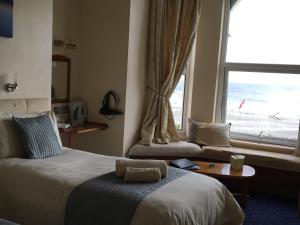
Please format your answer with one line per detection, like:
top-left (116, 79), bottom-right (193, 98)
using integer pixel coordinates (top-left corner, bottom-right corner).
top-left (226, 0), bottom-right (300, 86)
top-left (226, 0), bottom-right (300, 65)
top-left (229, 71), bottom-right (300, 87)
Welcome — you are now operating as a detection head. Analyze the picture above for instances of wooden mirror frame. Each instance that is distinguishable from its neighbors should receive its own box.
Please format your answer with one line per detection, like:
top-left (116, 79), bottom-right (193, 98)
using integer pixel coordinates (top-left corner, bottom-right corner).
top-left (52, 55), bottom-right (71, 103)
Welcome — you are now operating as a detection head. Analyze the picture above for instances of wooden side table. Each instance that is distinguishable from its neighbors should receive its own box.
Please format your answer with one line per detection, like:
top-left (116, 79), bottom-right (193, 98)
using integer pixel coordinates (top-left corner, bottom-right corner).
top-left (59, 122), bottom-right (108, 147)
top-left (191, 161), bottom-right (255, 206)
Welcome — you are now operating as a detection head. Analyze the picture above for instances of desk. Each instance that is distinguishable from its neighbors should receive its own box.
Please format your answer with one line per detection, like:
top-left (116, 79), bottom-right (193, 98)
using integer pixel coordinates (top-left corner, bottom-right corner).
top-left (59, 122), bottom-right (108, 147)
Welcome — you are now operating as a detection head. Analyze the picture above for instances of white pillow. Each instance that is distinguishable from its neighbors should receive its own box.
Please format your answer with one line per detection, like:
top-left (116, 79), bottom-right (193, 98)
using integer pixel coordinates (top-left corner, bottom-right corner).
top-left (188, 118), bottom-right (231, 147)
top-left (0, 113), bottom-right (23, 158)
top-left (0, 111), bottom-right (62, 159)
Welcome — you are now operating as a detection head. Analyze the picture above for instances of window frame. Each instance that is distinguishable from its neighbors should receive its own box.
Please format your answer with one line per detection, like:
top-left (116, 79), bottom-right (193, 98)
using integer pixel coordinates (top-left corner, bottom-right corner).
top-left (182, 63), bottom-right (192, 133)
top-left (219, 0), bottom-right (300, 146)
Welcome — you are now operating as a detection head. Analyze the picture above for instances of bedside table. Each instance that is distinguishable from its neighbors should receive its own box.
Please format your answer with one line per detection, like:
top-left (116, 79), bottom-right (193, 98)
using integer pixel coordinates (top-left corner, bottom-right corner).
top-left (0, 218), bottom-right (20, 225)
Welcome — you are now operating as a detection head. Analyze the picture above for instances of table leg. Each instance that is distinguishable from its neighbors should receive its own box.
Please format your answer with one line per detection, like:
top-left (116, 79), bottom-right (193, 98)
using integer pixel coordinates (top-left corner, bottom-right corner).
top-left (240, 180), bottom-right (249, 207)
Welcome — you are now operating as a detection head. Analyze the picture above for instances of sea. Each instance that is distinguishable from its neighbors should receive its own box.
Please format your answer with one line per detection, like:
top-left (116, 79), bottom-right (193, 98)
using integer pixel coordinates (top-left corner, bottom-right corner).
top-left (227, 82), bottom-right (300, 143)
top-left (227, 83), bottom-right (300, 118)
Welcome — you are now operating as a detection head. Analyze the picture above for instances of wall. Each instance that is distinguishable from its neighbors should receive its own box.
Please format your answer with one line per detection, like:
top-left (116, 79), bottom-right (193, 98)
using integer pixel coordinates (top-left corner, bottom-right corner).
top-left (52, 0), bottom-right (224, 155)
top-left (52, 0), bottom-right (81, 99)
top-left (0, 0), bottom-right (224, 155)
top-left (190, 0), bottom-right (224, 122)
top-left (51, 0), bottom-right (150, 156)
top-left (123, 0), bottom-right (150, 155)
top-left (0, 0), bottom-right (53, 100)
top-left (74, 0), bottom-right (131, 156)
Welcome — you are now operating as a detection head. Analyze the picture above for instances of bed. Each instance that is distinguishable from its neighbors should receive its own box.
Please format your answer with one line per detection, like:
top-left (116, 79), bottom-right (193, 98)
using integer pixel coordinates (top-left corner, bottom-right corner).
top-left (0, 98), bottom-right (244, 225)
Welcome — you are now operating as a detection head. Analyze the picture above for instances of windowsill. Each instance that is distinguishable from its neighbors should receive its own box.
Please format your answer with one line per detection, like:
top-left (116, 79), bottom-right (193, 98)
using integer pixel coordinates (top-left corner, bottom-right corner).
top-left (230, 139), bottom-right (295, 155)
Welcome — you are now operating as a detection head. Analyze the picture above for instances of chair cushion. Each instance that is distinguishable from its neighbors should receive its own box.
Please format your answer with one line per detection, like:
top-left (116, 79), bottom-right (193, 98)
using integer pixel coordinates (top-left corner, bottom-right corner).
top-left (201, 145), bottom-right (300, 173)
top-left (13, 114), bottom-right (62, 159)
top-left (129, 141), bottom-right (202, 157)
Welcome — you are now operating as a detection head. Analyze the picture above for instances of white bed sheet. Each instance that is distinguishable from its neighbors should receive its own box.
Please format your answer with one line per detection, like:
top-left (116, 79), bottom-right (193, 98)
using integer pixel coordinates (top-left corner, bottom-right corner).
top-left (0, 149), bottom-right (244, 225)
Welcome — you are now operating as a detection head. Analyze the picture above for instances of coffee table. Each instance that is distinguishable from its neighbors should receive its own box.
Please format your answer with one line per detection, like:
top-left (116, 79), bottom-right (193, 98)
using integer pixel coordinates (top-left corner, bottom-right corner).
top-left (191, 161), bottom-right (255, 206)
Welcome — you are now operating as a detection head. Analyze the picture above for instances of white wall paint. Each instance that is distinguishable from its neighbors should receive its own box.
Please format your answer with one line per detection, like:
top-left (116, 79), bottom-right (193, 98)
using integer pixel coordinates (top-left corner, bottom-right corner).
top-left (51, 0), bottom-right (150, 156)
top-left (51, 0), bottom-right (223, 155)
top-left (63, 0), bottom-right (226, 155)
top-left (52, 0), bottom-right (81, 100)
top-left (0, 0), bottom-right (53, 99)
top-left (123, 0), bottom-right (150, 155)
top-left (0, 0), bottom-right (224, 155)
top-left (191, 0), bottom-right (224, 122)
top-left (74, 0), bottom-right (131, 156)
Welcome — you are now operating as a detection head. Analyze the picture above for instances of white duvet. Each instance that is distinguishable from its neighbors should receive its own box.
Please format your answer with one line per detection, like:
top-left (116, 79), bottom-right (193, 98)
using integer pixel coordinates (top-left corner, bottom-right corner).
top-left (0, 149), bottom-right (244, 225)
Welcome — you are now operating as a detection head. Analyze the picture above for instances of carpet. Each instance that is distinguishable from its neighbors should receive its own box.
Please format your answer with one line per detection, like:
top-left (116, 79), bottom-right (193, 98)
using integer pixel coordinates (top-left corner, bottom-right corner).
top-left (243, 193), bottom-right (300, 225)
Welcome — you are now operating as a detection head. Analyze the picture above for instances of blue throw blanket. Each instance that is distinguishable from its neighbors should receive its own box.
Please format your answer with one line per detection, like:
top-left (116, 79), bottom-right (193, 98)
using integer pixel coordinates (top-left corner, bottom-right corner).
top-left (65, 167), bottom-right (189, 225)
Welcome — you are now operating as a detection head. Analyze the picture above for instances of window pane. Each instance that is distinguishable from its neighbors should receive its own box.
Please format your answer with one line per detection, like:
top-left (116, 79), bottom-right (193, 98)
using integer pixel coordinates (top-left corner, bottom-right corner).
top-left (170, 75), bottom-right (185, 130)
top-left (226, 71), bottom-right (300, 146)
top-left (226, 0), bottom-right (300, 65)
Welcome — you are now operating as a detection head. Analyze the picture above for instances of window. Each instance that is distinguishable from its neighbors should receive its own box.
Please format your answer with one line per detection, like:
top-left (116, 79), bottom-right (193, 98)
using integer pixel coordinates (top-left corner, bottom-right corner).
top-left (170, 58), bottom-right (193, 132)
top-left (170, 75), bottom-right (186, 130)
top-left (221, 0), bottom-right (300, 146)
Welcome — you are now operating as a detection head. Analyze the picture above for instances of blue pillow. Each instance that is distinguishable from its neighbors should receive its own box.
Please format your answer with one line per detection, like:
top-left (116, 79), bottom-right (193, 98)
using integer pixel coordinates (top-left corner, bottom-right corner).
top-left (13, 114), bottom-right (62, 159)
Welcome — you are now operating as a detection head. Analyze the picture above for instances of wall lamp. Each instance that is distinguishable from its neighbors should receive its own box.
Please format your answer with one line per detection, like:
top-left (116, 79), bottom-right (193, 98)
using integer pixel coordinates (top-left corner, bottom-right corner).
top-left (6, 82), bottom-right (18, 92)
top-left (2, 73), bottom-right (18, 92)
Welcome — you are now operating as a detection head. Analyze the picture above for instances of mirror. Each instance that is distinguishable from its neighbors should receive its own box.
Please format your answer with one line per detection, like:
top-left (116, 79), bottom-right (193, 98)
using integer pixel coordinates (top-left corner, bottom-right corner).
top-left (52, 55), bottom-right (70, 103)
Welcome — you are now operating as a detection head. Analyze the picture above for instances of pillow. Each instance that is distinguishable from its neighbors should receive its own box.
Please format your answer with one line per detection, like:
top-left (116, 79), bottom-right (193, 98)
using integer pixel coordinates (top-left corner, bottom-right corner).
top-left (15, 112), bottom-right (62, 148)
top-left (188, 118), bottom-right (230, 147)
top-left (13, 114), bottom-right (62, 159)
top-left (0, 111), bottom-right (62, 159)
top-left (0, 113), bottom-right (23, 158)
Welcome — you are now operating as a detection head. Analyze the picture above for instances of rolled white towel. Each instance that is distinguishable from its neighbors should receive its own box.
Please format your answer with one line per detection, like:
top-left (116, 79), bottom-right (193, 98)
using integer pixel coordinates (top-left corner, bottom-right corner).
top-left (115, 159), bottom-right (168, 177)
top-left (124, 167), bottom-right (161, 183)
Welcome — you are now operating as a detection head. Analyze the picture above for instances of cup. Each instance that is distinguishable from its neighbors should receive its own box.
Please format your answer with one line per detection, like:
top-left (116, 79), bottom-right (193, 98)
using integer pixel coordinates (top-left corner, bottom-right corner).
top-left (230, 155), bottom-right (245, 170)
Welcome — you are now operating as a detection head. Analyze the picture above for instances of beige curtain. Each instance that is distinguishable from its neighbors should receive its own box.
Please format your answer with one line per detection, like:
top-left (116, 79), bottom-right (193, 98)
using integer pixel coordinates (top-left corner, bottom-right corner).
top-left (140, 0), bottom-right (201, 145)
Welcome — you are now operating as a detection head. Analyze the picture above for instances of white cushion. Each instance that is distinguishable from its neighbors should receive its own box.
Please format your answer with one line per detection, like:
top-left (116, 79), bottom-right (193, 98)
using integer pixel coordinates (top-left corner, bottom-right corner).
top-left (129, 141), bottom-right (202, 157)
top-left (202, 145), bottom-right (300, 173)
top-left (188, 119), bottom-right (230, 147)
top-left (0, 113), bottom-right (23, 158)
